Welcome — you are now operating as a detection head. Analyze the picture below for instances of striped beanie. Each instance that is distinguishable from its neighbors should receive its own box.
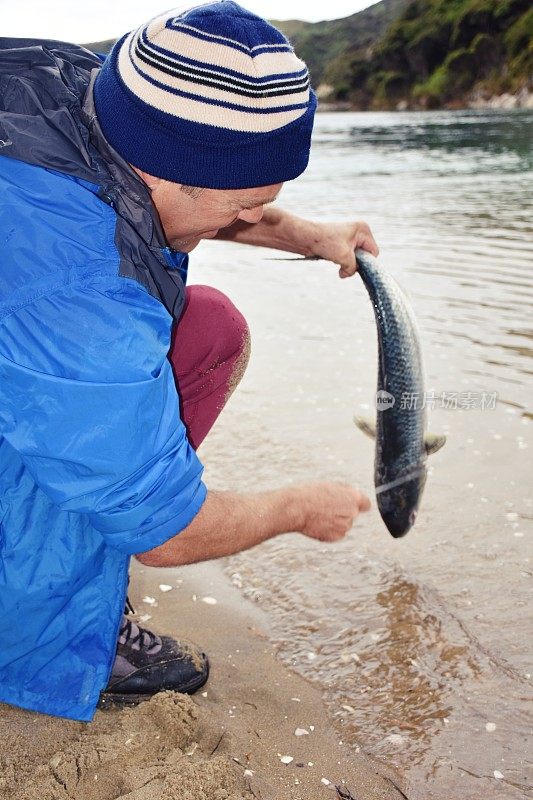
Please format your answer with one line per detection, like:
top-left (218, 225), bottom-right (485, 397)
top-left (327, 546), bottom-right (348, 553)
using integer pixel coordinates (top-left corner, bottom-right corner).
top-left (93, 1), bottom-right (317, 189)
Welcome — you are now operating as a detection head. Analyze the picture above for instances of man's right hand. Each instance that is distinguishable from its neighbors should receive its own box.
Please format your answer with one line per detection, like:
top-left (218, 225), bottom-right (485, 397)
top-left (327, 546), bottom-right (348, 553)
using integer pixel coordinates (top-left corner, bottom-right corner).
top-left (136, 481), bottom-right (371, 568)
top-left (293, 481), bottom-right (371, 542)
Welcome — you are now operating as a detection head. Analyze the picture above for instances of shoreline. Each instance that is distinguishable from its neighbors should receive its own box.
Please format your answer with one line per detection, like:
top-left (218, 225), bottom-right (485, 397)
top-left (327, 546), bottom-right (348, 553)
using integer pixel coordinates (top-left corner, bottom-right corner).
top-left (316, 88), bottom-right (533, 112)
top-left (0, 559), bottom-right (406, 800)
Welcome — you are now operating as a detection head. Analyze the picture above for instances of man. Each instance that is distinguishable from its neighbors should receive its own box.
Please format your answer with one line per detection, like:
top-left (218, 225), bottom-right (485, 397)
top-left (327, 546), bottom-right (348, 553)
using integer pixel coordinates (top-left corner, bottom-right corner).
top-left (0, 2), bottom-right (377, 723)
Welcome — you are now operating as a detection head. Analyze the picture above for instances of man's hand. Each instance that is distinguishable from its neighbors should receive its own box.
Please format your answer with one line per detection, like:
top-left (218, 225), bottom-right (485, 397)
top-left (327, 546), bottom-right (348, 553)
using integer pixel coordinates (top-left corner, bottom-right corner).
top-left (308, 220), bottom-right (379, 279)
top-left (136, 481), bottom-right (371, 568)
top-left (294, 481), bottom-right (371, 542)
top-left (215, 208), bottom-right (378, 279)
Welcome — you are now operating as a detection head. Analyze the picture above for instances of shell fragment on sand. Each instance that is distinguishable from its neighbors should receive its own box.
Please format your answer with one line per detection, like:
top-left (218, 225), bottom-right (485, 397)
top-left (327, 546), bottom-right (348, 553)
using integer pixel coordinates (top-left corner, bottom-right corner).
top-left (142, 596), bottom-right (157, 606)
top-left (386, 734), bottom-right (406, 745)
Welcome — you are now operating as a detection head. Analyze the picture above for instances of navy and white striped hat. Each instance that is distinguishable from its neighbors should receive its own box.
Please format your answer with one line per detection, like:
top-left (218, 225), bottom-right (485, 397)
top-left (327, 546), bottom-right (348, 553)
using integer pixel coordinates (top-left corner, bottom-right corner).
top-left (94, 1), bottom-right (317, 189)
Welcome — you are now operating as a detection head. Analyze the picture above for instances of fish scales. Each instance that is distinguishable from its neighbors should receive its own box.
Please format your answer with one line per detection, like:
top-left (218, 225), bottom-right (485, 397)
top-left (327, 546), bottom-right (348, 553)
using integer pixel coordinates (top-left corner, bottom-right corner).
top-left (355, 248), bottom-right (428, 538)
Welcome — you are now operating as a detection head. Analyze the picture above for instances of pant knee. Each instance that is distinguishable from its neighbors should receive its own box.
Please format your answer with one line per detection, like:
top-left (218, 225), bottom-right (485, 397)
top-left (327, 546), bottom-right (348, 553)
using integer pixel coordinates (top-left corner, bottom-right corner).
top-left (172, 284), bottom-right (251, 377)
top-left (185, 284), bottom-right (250, 361)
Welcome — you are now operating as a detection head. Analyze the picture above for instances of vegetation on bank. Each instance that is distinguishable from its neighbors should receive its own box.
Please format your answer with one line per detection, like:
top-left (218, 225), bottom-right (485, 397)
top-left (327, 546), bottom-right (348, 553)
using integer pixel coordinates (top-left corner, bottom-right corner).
top-left (272, 0), bottom-right (408, 87)
top-left (296, 0), bottom-right (533, 109)
top-left (85, 0), bottom-right (408, 82)
top-left (84, 0), bottom-right (533, 111)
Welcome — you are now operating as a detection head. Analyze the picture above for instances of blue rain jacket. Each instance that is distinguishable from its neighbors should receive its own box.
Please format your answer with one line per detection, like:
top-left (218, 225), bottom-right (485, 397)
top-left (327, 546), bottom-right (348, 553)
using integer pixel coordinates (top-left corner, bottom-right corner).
top-left (0, 39), bottom-right (207, 721)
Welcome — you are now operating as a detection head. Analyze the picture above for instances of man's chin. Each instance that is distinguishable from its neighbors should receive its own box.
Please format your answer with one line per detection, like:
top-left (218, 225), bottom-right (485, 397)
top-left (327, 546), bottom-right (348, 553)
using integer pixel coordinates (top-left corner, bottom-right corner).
top-left (170, 238), bottom-right (201, 253)
top-left (171, 231), bottom-right (218, 252)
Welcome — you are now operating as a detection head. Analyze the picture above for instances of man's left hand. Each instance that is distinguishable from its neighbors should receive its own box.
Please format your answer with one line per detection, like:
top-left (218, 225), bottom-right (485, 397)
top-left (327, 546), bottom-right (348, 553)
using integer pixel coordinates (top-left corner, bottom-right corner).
top-left (309, 220), bottom-right (379, 279)
top-left (215, 207), bottom-right (379, 277)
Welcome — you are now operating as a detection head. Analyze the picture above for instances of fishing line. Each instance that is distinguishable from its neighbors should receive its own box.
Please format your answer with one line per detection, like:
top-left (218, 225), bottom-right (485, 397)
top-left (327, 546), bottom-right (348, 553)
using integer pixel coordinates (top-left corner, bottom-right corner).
top-left (375, 467), bottom-right (426, 494)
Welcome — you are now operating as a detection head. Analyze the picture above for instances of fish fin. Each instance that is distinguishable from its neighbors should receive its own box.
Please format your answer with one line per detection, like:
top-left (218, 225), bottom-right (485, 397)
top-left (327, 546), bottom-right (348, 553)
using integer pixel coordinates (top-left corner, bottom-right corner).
top-left (424, 432), bottom-right (447, 455)
top-left (353, 415), bottom-right (376, 440)
top-left (354, 415), bottom-right (446, 454)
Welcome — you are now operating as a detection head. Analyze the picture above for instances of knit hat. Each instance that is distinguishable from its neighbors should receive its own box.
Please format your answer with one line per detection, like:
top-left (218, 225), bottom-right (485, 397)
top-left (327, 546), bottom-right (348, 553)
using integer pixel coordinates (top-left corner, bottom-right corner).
top-left (93, 1), bottom-right (317, 189)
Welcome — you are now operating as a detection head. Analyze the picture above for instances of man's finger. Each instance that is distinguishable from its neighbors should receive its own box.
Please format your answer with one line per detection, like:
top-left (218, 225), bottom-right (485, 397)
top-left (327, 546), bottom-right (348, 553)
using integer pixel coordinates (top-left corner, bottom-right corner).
top-left (359, 494), bottom-right (372, 512)
top-left (361, 234), bottom-right (379, 257)
top-left (339, 265), bottom-right (355, 279)
top-left (356, 491), bottom-right (371, 512)
top-left (338, 252), bottom-right (357, 278)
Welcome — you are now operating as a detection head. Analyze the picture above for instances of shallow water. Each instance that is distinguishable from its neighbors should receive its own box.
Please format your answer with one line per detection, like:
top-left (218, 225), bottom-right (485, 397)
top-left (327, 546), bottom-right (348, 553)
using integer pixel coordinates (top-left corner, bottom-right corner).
top-left (194, 110), bottom-right (533, 799)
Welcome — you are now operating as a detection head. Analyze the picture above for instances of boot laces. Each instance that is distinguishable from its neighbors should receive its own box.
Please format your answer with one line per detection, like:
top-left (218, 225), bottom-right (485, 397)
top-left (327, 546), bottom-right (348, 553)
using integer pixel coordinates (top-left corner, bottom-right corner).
top-left (119, 617), bottom-right (162, 654)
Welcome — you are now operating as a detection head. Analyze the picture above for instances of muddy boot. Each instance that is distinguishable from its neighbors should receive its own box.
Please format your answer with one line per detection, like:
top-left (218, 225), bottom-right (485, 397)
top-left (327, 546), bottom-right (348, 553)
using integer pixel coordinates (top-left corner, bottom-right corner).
top-left (99, 616), bottom-right (209, 708)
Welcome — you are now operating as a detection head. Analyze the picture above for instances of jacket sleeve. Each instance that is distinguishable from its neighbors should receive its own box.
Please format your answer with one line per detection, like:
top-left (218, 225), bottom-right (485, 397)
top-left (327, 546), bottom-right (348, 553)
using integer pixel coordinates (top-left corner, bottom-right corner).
top-left (0, 275), bottom-right (206, 555)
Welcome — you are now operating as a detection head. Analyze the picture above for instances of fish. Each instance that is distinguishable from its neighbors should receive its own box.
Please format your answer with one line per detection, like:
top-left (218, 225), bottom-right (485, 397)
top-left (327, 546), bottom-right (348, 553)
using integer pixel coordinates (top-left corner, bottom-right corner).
top-left (354, 248), bottom-right (445, 537)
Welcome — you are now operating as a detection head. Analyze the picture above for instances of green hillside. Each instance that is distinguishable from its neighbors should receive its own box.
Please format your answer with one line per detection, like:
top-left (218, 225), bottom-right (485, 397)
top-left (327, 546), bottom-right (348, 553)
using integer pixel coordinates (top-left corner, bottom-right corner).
top-left (326, 0), bottom-right (533, 108)
top-left (83, 0), bottom-right (409, 87)
top-left (83, 38), bottom-right (116, 54)
top-left (273, 0), bottom-right (409, 86)
top-left (83, 0), bottom-right (532, 110)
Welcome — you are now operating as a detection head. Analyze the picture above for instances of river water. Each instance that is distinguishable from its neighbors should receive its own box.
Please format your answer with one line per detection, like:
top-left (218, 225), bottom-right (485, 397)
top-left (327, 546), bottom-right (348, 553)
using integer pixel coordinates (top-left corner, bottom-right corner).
top-left (194, 110), bottom-right (533, 800)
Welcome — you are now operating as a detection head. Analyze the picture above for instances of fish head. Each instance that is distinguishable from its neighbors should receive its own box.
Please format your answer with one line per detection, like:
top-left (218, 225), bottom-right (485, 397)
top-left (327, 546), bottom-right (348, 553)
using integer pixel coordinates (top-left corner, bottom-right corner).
top-left (376, 467), bottom-right (427, 538)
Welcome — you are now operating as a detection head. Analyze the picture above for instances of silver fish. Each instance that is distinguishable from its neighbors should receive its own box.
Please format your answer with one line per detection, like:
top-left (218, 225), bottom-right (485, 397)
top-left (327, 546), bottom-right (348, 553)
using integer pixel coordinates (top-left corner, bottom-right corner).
top-left (354, 249), bottom-right (445, 537)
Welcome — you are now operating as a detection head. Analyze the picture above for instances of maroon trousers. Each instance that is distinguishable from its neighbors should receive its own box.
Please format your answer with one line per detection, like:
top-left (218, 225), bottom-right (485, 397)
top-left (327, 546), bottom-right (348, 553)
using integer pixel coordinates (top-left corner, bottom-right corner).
top-left (168, 285), bottom-right (250, 450)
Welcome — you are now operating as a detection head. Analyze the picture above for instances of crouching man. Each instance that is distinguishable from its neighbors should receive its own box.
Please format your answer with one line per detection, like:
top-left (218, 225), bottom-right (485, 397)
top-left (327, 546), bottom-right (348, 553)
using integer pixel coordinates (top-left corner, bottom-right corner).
top-left (0, 2), bottom-right (376, 722)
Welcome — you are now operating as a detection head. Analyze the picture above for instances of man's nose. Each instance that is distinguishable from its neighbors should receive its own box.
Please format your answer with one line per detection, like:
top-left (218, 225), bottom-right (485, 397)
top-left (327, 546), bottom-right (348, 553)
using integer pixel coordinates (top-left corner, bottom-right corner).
top-left (237, 205), bottom-right (264, 224)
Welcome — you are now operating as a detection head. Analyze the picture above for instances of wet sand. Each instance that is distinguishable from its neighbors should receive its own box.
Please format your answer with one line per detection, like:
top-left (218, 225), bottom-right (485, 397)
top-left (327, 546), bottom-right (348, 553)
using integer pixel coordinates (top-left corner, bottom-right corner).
top-left (0, 559), bottom-right (405, 800)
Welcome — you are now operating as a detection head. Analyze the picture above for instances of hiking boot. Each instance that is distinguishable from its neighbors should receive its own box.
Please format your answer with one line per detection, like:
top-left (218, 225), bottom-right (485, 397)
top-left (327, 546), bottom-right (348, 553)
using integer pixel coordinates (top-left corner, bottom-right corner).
top-left (99, 616), bottom-right (209, 708)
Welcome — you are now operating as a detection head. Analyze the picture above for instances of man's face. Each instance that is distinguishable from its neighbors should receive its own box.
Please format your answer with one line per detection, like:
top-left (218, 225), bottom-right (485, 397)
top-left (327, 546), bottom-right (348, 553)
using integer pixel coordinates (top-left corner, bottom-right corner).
top-left (146, 178), bottom-right (283, 252)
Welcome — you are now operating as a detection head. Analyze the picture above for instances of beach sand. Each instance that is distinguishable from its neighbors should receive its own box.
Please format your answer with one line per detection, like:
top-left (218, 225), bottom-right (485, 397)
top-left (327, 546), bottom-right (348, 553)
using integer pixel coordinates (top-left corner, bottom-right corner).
top-left (0, 559), bottom-right (404, 800)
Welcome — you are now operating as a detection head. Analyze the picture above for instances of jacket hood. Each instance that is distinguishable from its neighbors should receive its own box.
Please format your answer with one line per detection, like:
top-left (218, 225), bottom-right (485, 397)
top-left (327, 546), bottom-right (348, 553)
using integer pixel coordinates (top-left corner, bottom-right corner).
top-left (0, 37), bottom-right (101, 180)
top-left (0, 37), bottom-right (186, 319)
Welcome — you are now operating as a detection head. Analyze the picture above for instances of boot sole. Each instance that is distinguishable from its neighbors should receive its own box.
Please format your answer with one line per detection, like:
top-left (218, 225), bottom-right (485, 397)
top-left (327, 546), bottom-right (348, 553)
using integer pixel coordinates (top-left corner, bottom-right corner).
top-left (98, 664), bottom-right (209, 710)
